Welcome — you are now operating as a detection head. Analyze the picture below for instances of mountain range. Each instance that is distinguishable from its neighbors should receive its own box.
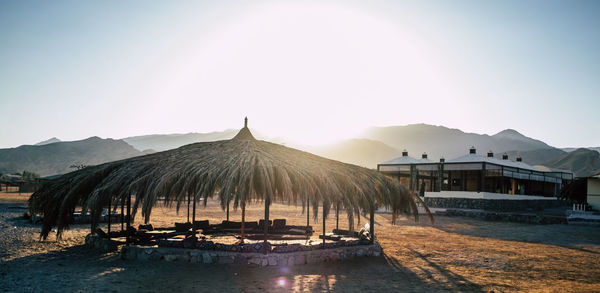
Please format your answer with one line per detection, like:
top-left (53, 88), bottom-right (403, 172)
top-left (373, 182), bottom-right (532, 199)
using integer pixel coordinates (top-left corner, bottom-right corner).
top-left (525, 148), bottom-right (600, 177)
top-left (562, 147), bottom-right (600, 153)
top-left (0, 137), bottom-right (143, 176)
top-left (35, 137), bottom-right (61, 146)
top-left (305, 139), bottom-right (403, 169)
top-left (359, 124), bottom-right (553, 161)
top-left (122, 130), bottom-right (239, 152)
top-left (1, 124), bottom-right (599, 177)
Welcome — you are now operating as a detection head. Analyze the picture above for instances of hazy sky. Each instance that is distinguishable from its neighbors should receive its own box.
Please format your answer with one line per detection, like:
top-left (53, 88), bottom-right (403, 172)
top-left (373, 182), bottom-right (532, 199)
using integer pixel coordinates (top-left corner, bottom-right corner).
top-left (1, 0), bottom-right (599, 148)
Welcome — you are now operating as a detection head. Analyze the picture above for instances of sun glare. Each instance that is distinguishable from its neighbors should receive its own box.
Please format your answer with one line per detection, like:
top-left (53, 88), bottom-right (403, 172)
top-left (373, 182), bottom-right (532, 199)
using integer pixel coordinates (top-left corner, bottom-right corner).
top-left (146, 2), bottom-right (456, 145)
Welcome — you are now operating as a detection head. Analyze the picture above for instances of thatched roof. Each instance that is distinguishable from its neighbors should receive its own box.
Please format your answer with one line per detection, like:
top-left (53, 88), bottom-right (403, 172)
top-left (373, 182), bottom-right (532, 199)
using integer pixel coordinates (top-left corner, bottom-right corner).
top-left (29, 119), bottom-right (431, 239)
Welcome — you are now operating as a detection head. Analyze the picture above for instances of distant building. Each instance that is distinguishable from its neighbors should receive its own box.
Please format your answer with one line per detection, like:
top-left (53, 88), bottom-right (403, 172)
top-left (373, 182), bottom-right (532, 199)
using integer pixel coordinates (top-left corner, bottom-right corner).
top-left (378, 147), bottom-right (574, 210)
top-left (0, 173), bottom-right (45, 193)
top-left (585, 173), bottom-right (600, 210)
top-left (0, 174), bottom-right (24, 193)
top-left (553, 171), bottom-right (600, 210)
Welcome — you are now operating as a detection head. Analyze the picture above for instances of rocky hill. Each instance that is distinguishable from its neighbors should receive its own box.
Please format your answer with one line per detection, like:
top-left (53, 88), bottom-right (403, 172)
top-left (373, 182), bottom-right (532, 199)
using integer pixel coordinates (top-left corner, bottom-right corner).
top-left (0, 137), bottom-right (144, 176)
top-left (306, 139), bottom-right (402, 169)
top-left (6, 124), bottom-right (599, 178)
top-left (360, 124), bottom-right (552, 161)
top-left (543, 148), bottom-right (600, 177)
top-left (35, 137), bottom-right (61, 146)
top-left (561, 147), bottom-right (600, 153)
top-left (122, 130), bottom-right (239, 152)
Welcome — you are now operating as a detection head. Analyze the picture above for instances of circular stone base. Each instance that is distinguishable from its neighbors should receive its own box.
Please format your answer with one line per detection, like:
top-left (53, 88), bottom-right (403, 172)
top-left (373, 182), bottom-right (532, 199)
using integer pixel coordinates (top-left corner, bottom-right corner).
top-left (85, 235), bottom-right (383, 266)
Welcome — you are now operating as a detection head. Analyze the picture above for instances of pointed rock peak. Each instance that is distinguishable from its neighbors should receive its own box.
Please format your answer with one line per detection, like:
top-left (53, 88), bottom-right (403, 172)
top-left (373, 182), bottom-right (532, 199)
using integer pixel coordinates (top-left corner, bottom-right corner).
top-left (35, 137), bottom-right (61, 145)
top-left (232, 117), bottom-right (255, 140)
top-left (494, 129), bottom-right (523, 137)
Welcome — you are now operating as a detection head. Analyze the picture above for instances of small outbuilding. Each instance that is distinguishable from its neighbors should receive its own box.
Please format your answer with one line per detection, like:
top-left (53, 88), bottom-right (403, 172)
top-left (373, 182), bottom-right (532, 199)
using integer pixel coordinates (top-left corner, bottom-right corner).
top-left (586, 172), bottom-right (600, 210)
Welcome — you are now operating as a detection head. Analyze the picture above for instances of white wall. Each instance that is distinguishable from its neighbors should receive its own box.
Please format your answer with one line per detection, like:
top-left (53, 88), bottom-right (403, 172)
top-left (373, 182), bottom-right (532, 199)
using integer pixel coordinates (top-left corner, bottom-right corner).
top-left (587, 177), bottom-right (600, 210)
top-left (424, 191), bottom-right (556, 201)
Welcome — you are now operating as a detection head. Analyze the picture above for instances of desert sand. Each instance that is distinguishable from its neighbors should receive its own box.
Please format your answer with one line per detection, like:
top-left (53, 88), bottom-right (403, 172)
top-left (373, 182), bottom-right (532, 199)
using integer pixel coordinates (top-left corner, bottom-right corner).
top-left (1, 190), bottom-right (599, 292)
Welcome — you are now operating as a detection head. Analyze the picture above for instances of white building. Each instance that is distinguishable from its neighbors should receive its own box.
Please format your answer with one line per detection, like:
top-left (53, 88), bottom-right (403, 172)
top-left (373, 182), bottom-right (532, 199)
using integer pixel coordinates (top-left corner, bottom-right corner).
top-left (378, 147), bottom-right (574, 202)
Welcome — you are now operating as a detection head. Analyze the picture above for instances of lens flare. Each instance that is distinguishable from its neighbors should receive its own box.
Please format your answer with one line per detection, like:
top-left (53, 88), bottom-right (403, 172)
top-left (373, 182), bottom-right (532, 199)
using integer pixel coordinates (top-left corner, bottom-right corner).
top-left (276, 277), bottom-right (287, 287)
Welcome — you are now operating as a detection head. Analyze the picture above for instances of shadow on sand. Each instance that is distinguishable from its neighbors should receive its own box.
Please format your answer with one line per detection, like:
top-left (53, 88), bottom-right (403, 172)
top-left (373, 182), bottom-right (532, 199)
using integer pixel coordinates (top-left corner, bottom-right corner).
top-left (0, 242), bottom-right (487, 292)
top-left (384, 213), bottom-right (600, 253)
top-left (387, 249), bottom-right (500, 292)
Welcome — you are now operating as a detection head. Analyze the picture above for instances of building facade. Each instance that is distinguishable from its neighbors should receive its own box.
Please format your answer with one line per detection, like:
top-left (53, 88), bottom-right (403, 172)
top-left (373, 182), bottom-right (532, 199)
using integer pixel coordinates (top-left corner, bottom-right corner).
top-left (378, 147), bottom-right (573, 198)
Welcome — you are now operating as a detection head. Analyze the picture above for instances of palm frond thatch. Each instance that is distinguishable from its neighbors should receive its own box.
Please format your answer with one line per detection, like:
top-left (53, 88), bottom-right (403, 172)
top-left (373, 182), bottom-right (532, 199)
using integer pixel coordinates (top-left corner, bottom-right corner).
top-left (29, 121), bottom-right (433, 239)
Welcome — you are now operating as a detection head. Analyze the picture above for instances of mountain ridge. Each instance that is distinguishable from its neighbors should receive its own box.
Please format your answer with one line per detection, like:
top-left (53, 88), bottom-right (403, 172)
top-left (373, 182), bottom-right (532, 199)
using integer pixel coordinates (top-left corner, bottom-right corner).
top-left (122, 130), bottom-right (239, 152)
top-left (4, 124), bottom-right (598, 178)
top-left (305, 139), bottom-right (402, 169)
top-left (35, 137), bottom-right (61, 146)
top-left (360, 124), bottom-right (553, 161)
top-left (0, 137), bottom-right (144, 176)
top-left (561, 147), bottom-right (600, 153)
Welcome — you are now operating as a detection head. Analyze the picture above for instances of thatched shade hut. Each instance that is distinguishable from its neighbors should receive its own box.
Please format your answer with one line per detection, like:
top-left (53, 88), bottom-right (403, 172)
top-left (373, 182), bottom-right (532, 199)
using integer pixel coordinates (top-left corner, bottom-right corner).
top-left (30, 118), bottom-right (431, 247)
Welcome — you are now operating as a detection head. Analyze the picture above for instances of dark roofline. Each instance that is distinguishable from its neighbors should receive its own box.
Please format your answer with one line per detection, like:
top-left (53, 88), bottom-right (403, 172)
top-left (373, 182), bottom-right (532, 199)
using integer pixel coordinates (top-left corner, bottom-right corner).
top-left (377, 161), bottom-right (574, 178)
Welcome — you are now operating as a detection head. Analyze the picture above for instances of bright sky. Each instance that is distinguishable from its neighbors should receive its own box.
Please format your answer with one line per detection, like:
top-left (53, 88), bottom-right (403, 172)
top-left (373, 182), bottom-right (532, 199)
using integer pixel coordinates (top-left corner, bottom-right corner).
top-left (1, 0), bottom-right (599, 148)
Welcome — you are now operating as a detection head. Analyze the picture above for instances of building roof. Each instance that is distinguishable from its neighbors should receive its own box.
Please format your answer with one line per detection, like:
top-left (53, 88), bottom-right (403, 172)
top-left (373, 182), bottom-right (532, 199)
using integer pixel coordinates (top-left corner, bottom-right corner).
top-left (378, 148), bottom-right (575, 177)
top-left (446, 153), bottom-right (539, 171)
top-left (381, 156), bottom-right (432, 165)
top-left (0, 174), bottom-right (23, 183)
top-left (380, 152), bottom-right (432, 165)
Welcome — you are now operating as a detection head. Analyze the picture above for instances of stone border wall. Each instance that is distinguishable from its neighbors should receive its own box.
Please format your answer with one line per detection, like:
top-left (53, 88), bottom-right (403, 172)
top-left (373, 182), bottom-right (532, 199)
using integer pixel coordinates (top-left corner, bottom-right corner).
top-left (119, 244), bottom-right (382, 266)
top-left (85, 234), bottom-right (119, 252)
top-left (101, 238), bottom-right (382, 266)
top-left (424, 197), bottom-right (567, 212)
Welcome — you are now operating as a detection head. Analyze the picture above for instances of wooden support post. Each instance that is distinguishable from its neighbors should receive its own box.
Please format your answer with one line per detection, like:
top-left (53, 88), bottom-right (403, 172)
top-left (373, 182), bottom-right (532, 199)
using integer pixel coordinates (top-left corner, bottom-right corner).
top-left (107, 198), bottom-right (111, 238)
top-left (187, 193), bottom-right (190, 223)
top-left (322, 202), bottom-right (326, 248)
top-left (126, 195), bottom-right (131, 246)
top-left (226, 200), bottom-right (230, 222)
top-left (306, 198), bottom-right (310, 240)
top-left (264, 196), bottom-right (270, 254)
top-left (306, 198), bottom-right (310, 228)
top-left (335, 203), bottom-right (339, 230)
top-left (349, 212), bottom-right (354, 232)
top-left (192, 193), bottom-right (197, 236)
top-left (241, 201), bottom-right (246, 243)
top-left (120, 198), bottom-right (124, 231)
top-left (370, 209), bottom-right (375, 244)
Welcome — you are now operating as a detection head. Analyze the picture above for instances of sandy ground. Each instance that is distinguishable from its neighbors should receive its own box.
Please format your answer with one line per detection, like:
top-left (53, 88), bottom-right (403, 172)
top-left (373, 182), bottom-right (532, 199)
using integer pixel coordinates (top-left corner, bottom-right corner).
top-left (1, 191), bottom-right (599, 292)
